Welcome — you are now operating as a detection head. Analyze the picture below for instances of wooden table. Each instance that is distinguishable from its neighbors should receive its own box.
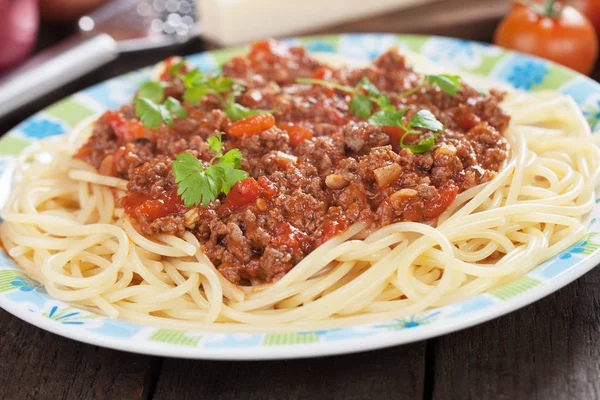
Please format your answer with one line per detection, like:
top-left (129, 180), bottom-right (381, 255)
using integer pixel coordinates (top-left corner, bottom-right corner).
top-left (2, 1), bottom-right (600, 398)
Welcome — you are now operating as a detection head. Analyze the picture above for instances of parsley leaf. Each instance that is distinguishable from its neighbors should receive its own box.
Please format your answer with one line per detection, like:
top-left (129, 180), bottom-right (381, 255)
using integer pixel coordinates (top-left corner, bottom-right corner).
top-left (183, 69), bottom-right (204, 89)
top-left (172, 133), bottom-right (248, 207)
top-left (184, 85), bottom-right (213, 104)
top-left (164, 97), bottom-right (187, 119)
top-left (402, 134), bottom-right (438, 154)
top-left (296, 77), bottom-right (355, 93)
top-left (372, 94), bottom-right (394, 112)
top-left (368, 108), bottom-right (408, 127)
top-left (172, 152), bottom-right (216, 207)
top-left (220, 147), bottom-right (243, 168)
top-left (399, 74), bottom-right (463, 97)
top-left (168, 60), bottom-right (186, 78)
top-left (179, 67), bottom-right (262, 119)
top-left (158, 103), bottom-right (173, 126)
top-left (134, 96), bottom-right (187, 128)
top-left (207, 133), bottom-right (223, 153)
top-left (138, 81), bottom-right (165, 104)
top-left (368, 108), bottom-right (443, 154)
top-left (408, 109), bottom-right (444, 132)
top-left (134, 98), bottom-right (164, 128)
top-left (220, 164), bottom-right (248, 194)
top-left (296, 76), bottom-right (445, 153)
top-left (183, 73), bottom-right (236, 104)
top-left (173, 152), bottom-right (204, 183)
top-left (222, 89), bottom-right (270, 121)
top-left (162, 58), bottom-right (271, 122)
top-left (349, 94), bottom-right (373, 119)
top-left (356, 77), bottom-right (380, 97)
top-left (225, 102), bottom-right (266, 121)
top-left (297, 77), bottom-right (389, 120)
top-left (425, 74), bottom-right (461, 96)
top-left (208, 76), bottom-right (235, 93)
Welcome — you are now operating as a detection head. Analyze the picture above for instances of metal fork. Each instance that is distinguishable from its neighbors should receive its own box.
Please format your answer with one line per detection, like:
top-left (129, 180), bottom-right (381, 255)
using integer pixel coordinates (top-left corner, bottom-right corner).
top-left (0, 0), bottom-right (199, 119)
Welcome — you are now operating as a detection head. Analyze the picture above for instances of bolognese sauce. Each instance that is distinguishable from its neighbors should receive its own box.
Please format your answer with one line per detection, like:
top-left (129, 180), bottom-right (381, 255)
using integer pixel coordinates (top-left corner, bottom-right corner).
top-left (76, 40), bottom-right (509, 285)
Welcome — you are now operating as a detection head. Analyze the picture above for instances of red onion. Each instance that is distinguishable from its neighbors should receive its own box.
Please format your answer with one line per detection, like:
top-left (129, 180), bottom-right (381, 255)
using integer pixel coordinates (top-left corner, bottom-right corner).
top-left (0, 0), bottom-right (38, 72)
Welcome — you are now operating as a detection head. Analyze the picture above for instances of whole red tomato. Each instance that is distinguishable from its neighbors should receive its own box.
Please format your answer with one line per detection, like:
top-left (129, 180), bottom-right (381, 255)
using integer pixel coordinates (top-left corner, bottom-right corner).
top-left (494, 1), bottom-right (599, 75)
top-left (574, 0), bottom-right (600, 32)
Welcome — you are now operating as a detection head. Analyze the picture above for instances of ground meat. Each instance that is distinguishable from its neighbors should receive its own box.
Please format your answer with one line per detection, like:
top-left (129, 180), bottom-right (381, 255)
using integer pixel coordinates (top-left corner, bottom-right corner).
top-left (223, 40), bottom-right (321, 85)
top-left (282, 190), bottom-right (326, 232)
top-left (260, 247), bottom-right (292, 281)
top-left (226, 223), bottom-right (253, 264)
top-left (145, 214), bottom-right (186, 236)
top-left (112, 141), bottom-right (154, 178)
top-left (334, 182), bottom-right (372, 221)
top-left (75, 119), bottom-right (118, 168)
top-left (430, 146), bottom-right (464, 187)
top-left (342, 122), bottom-right (389, 153)
top-left (359, 146), bottom-right (402, 183)
top-left (75, 40), bottom-right (510, 285)
top-left (295, 133), bottom-right (345, 175)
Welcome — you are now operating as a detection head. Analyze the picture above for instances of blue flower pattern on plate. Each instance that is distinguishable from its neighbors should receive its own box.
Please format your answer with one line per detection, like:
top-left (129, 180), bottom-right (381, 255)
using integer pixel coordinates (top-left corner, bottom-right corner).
top-left (338, 33), bottom-right (399, 60)
top-left (559, 242), bottom-right (587, 259)
top-left (535, 238), bottom-right (596, 279)
top-left (583, 98), bottom-right (600, 131)
top-left (203, 333), bottom-right (263, 348)
top-left (304, 40), bottom-right (335, 53)
top-left (187, 53), bottom-right (219, 73)
top-left (19, 118), bottom-right (65, 139)
top-left (374, 311), bottom-right (441, 330)
top-left (7, 287), bottom-right (47, 309)
top-left (10, 275), bottom-right (41, 292)
top-left (444, 296), bottom-right (497, 318)
top-left (83, 76), bottom-right (142, 109)
top-left (43, 305), bottom-right (93, 325)
top-left (90, 319), bottom-right (142, 338)
top-left (506, 61), bottom-right (549, 90)
top-left (421, 38), bottom-right (501, 69)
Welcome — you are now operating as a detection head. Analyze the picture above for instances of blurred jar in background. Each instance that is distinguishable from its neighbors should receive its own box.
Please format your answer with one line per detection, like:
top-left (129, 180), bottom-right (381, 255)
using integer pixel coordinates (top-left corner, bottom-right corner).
top-left (0, 0), bottom-right (38, 71)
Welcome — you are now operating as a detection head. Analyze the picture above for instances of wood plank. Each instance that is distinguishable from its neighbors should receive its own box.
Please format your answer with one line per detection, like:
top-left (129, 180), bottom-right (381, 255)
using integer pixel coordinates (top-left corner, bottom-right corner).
top-left (0, 309), bottom-right (158, 400)
top-left (432, 267), bottom-right (600, 400)
top-left (152, 343), bottom-right (427, 400)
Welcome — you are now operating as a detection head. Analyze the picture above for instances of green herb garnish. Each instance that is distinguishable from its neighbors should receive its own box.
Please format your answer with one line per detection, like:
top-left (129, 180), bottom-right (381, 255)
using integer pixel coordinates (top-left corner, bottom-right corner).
top-left (164, 97), bottom-right (187, 120)
top-left (134, 92), bottom-right (187, 129)
top-left (178, 67), bottom-right (269, 121)
top-left (398, 74), bottom-right (462, 97)
top-left (297, 77), bottom-right (393, 119)
top-left (172, 132), bottom-right (248, 207)
top-left (138, 81), bottom-right (165, 104)
top-left (182, 70), bottom-right (235, 103)
top-left (168, 59), bottom-right (186, 79)
top-left (369, 108), bottom-right (444, 154)
top-left (297, 74), bottom-right (452, 153)
top-left (224, 91), bottom-right (268, 121)
top-left (298, 74), bottom-right (462, 119)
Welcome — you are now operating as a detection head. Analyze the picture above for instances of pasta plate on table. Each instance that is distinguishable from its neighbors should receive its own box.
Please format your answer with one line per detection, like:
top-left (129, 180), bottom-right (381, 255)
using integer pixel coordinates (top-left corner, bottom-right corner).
top-left (0, 34), bottom-right (599, 359)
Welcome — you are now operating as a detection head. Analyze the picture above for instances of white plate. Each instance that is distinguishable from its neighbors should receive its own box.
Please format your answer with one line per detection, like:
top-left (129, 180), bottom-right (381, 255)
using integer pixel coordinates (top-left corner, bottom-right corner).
top-left (1, 34), bottom-right (599, 360)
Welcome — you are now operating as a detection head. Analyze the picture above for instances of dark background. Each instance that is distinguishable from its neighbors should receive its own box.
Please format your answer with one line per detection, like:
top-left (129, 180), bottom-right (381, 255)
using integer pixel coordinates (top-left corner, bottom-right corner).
top-left (2, 1), bottom-right (600, 399)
